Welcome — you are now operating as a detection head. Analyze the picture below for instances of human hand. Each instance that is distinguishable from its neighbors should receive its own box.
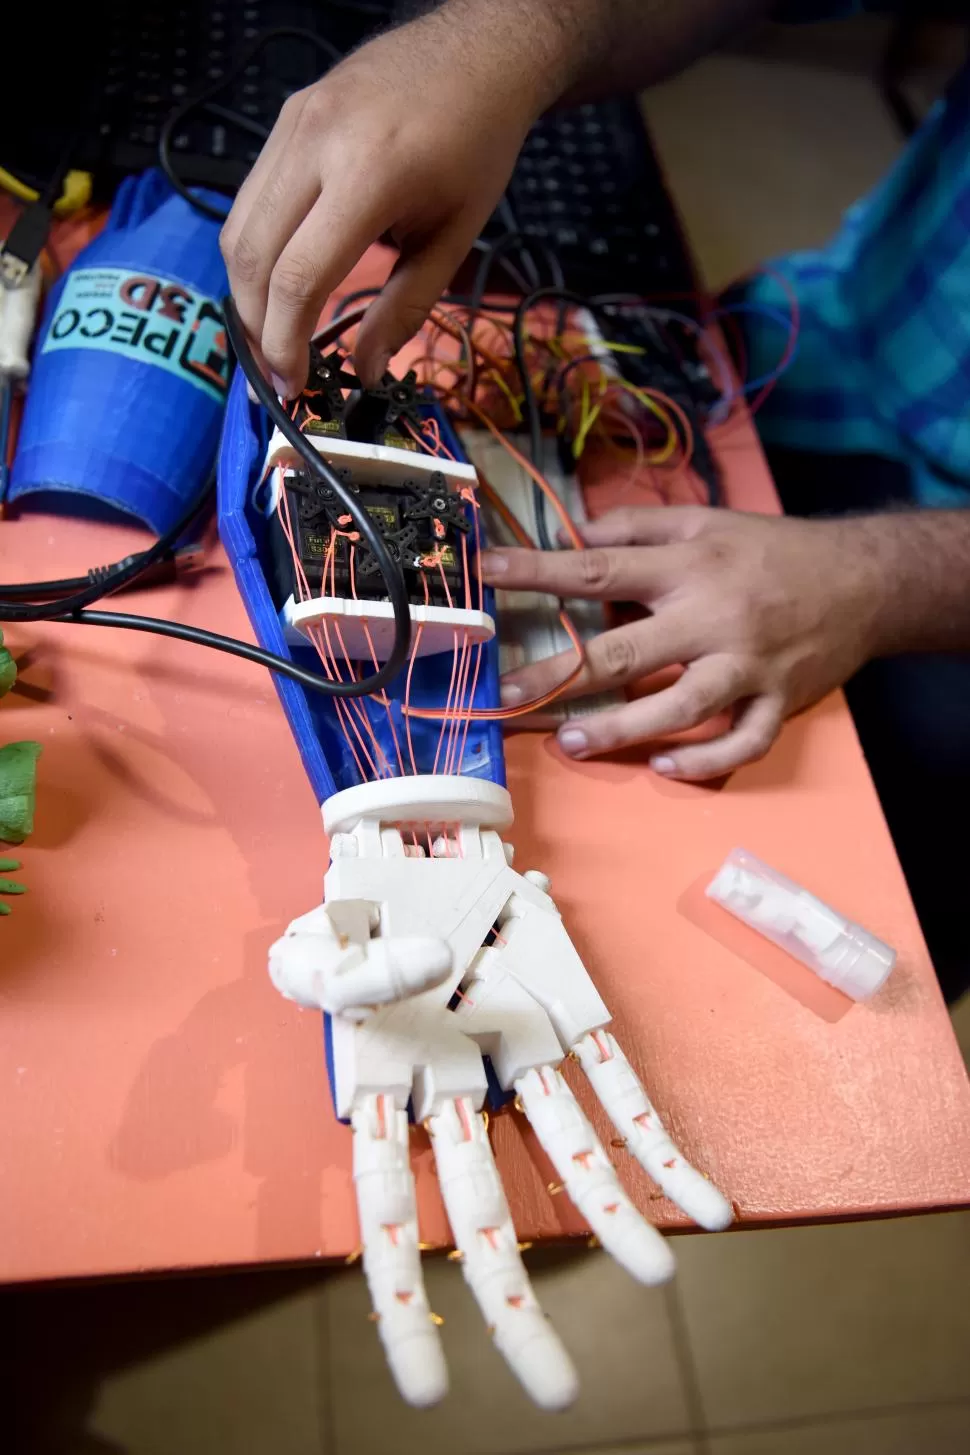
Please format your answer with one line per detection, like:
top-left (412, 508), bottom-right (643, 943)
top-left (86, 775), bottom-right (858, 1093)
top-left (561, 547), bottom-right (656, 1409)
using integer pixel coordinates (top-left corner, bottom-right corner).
top-left (271, 776), bottom-right (731, 1407)
top-left (221, 2), bottom-right (567, 396)
top-left (480, 506), bottom-right (883, 780)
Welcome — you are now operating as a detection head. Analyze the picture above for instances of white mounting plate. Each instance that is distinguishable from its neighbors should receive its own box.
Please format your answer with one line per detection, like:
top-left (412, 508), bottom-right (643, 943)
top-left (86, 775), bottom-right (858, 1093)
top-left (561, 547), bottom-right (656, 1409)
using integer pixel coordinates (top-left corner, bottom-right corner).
top-left (323, 774), bottom-right (514, 835)
top-left (283, 596), bottom-right (496, 661)
top-left (264, 427), bottom-right (478, 492)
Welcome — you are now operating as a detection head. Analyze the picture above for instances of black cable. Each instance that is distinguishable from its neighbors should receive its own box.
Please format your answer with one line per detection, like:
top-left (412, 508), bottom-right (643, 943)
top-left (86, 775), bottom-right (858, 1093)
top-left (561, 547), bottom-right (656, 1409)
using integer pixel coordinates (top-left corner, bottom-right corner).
top-left (469, 238), bottom-right (531, 300)
top-left (468, 231), bottom-right (571, 315)
top-left (0, 473), bottom-right (215, 620)
top-left (1, 574), bottom-right (87, 600)
top-left (39, 133), bottom-right (78, 210)
top-left (2, 300), bottom-right (414, 700)
top-left (54, 608), bottom-right (406, 695)
top-left (216, 297), bottom-right (413, 696)
top-left (159, 27), bottom-right (343, 222)
top-left (200, 102), bottom-right (272, 144)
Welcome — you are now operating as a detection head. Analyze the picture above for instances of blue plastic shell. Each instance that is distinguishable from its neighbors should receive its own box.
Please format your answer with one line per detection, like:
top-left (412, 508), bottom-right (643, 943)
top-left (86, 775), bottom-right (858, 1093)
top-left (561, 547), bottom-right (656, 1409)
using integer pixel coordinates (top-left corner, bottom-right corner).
top-left (11, 170), bottom-right (228, 534)
top-left (216, 365), bottom-right (506, 806)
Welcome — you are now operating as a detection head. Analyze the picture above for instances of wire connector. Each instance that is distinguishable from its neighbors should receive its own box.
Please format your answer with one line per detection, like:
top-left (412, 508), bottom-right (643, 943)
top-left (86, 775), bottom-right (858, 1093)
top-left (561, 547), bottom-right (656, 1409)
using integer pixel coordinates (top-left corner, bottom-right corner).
top-left (1, 203), bottom-right (53, 290)
top-left (87, 543), bottom-right (205, 594)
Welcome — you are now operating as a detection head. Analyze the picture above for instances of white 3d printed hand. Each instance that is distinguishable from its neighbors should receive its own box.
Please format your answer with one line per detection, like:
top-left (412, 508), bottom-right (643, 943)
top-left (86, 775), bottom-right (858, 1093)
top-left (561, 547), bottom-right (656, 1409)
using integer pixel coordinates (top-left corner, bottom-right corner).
top-left (269, 776), bottom-right (732, 1409)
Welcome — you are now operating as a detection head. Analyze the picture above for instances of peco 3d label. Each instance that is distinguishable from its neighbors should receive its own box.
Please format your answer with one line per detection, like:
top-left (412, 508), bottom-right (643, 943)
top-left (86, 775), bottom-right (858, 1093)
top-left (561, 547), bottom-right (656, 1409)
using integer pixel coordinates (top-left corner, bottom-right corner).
top-left (42, 267), bottom-right (228, 404)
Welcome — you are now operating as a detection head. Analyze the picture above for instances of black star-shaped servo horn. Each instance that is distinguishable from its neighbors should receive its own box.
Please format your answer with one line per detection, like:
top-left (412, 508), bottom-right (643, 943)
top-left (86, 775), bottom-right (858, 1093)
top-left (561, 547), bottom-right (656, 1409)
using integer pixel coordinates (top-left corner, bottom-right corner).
top-left (290, 346), bottom-right (359, 437)
top-left (404, 472), bottom-right (470, 535)
top-left (344, 366), bottom-right (424, 447)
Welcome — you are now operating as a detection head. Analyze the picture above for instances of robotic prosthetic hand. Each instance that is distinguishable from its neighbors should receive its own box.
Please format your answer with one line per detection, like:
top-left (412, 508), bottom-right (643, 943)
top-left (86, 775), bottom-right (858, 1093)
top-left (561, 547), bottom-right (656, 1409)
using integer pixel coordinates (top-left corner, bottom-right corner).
top-left (270, 776), bottom-right (732, 1409)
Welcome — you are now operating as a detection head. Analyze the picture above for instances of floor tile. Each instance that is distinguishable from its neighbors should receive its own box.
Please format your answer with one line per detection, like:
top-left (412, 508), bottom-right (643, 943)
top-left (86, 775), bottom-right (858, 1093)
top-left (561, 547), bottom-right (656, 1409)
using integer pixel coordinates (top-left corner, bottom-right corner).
top-left (90, 1273), bottom-right (327, 1455)
top-left (323, 1247), bottom-right (692, 1455)
top-left (5, 1269), bottom-right (329, 1455)
top-left (709, 1402), bottom-right (970, 1454)
top-left (673, 1212), bottom-right (970, 1429)
top-left (950, 992), bottom-right (970, 1069)
top-left (644, 55), bottom-right (901, 287)
top-left (560, 1443), bottom-right (697, 1455)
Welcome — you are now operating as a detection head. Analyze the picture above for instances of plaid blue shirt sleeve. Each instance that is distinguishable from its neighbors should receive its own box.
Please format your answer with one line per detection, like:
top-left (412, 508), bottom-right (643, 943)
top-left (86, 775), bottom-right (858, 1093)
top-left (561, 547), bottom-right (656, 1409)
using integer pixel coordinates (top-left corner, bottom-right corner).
top-left (740, 60), bottom-right (970, 508)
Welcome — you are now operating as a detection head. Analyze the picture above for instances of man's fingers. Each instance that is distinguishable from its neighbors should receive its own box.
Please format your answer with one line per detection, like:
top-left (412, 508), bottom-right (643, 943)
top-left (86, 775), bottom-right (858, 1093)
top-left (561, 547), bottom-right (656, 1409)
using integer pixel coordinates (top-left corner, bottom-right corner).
top-left (261, 187), bottom-right (397, 395)
top-left (576, 506), bottom-right (710, 549)
top-left (651, 694), bottom-right (785, 781)
top-left (499, 615), bottom-right (695, 707)
top-left (354, 220), bottom-right (479, 387)
top-left (556, 655), bottom-right (748, 758)
top-left (353, 1093), bottom-right (449, 1407)
top-left (428, 1094), bottom-right (578, 1410)
top-left (479, 544), bottom-right (683, 602)
top-left (516, 1065), bottom-right (675, 1285)
top-left (221, 94), bottom-right (308, 338)
top-left (574, 1031), bottom-right (733, 1233)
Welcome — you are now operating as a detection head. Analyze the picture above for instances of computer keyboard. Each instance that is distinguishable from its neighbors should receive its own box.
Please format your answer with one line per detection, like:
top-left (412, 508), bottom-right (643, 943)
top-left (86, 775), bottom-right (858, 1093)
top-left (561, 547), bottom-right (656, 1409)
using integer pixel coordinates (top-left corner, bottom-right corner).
top-left (499, 98), bottom-right (696, 298)
top-left (2, 2), bottom-right (390, 195)
top-left (4, 4), bottom-right (694, 301)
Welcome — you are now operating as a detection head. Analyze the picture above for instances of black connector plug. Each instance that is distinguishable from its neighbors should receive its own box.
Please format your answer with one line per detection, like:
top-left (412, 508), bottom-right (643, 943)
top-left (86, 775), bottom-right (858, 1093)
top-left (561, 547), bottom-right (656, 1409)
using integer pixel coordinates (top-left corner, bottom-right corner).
top-left (88, 543), bottom-right (205, 595)
top-left (0, 202), bottom-right (53, 288)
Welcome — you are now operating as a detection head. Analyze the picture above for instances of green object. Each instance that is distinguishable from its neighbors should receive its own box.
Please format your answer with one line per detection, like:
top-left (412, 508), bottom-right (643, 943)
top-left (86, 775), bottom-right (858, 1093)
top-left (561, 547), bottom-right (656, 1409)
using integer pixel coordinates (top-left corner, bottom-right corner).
top-left (0, 857), bottom-right (25, 915)
top-left (0, 629), bottom-right (16, 697)
top-left (0, 741), bottom-right (42, 843)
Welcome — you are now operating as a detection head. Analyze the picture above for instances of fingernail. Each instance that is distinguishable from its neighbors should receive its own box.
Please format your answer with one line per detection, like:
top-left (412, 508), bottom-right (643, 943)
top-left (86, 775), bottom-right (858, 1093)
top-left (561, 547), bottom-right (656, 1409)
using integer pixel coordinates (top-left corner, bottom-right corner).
top-left (271, 372), bottom-right (288, 399)
top-left (558, 727), bottom-right (589, 757)
top-left (651, 755), bottom-right (678, 775)
top-left (500, 682), bottom-right (524, 706)
top-left (478, 551), bottom-right (508, 578)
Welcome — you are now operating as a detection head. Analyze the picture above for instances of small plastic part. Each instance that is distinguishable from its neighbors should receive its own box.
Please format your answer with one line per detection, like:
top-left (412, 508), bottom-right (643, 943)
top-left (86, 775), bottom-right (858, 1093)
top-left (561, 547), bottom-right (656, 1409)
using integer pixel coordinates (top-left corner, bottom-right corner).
top-left (264, 426), bottom-right (478, 494)
top-left (284, 595), bottom-right (496, 661)
top-left (706, 848), bottom-right (896, 1001)
top-left (323, 775), bottom-right (514, 837)
top-left (0, 207), bottom-right (51, 288)
top-left (269, 902), bottom-right (452, 1018)
top-left (0, 262), bottom-right (43, 378)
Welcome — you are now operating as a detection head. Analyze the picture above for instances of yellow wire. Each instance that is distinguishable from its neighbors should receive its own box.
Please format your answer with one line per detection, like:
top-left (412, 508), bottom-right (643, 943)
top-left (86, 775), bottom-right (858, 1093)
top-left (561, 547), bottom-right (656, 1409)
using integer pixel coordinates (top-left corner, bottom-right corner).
top-left (0, 166), bottom-right (92, 217)
top-left (573, 375), bottom-right (612, 460)
top-left (610, 378), bottom-right (679, 464)
top-left (486, 367), bottom-right (523, 423)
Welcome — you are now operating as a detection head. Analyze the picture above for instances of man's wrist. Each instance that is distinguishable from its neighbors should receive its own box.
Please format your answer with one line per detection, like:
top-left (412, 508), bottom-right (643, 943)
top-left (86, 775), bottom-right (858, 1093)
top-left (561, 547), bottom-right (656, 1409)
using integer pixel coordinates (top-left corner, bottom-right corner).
top-left (832, 511), bottom-right (970, 658)
top-left (817, 516), bottom-right (893, 662)
top-left (431, 0), bottom-right (585, 115)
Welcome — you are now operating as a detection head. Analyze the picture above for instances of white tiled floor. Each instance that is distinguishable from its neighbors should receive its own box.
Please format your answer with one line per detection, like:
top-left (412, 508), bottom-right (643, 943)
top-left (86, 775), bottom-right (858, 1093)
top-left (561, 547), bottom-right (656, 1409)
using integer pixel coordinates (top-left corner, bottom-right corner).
top-left (9, 25), bottom-right (970, 1455)
top-left (674, 1213), bottom-right (970, 1430)
top-left (707, 1404), bottom-right (970, 1455)
top-left (13, 1211), bottom-right (970, 1454)
top-left (321, 1252), bottom-right (691, 1455)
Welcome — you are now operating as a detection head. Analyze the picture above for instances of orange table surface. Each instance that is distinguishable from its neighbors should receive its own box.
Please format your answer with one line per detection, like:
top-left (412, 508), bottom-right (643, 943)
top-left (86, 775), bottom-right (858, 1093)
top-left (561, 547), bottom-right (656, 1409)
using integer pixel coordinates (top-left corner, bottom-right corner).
top-left (2, 255), bottom-right (970, 1286)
